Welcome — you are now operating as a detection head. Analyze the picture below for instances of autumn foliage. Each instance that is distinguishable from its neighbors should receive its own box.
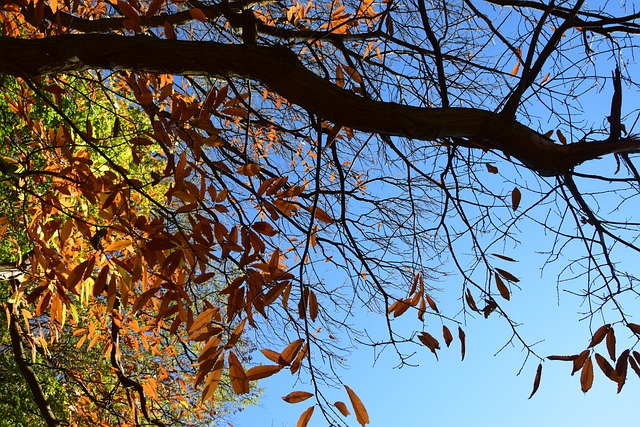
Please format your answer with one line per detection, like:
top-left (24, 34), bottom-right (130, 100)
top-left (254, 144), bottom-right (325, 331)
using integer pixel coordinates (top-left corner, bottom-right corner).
top-left (1, 0), bottom-right (640, 425)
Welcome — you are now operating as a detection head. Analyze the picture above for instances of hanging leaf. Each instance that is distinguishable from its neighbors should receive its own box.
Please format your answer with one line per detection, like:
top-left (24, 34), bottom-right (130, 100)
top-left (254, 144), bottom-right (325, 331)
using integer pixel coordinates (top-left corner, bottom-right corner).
top-left (334, 401), bottom-right (350, 416)
top-left (580, 356), bottom-right (594, 392)
top-left (465, 289), bottom-right (478, 312)
top-left (442, 325), bottom-right (453, 347)
top-left (237, 163), bottom-right (262, 177)
top-left (188, 7), bottom-right (208, 22)
top-left (418, 331), bottom-right (440, 360)
top-left (547, 354), bottom-right (578, 361)
top-left (627, 323), bottom-right (640, 334)
top-left (296, 406), bottom-right (315, 427)
top-left (491, 253), bottom-right (517, 262)
top-left (587, 324), bottom-right (610, 348)
top-left (485, 163), bottom-right (498, 174)
top-left (283, 391), bottom-right (314, 403)
top-left (495, 274), bottom-right (510, 301)
top-left (495, 268), bottom-right (519, 283)
top-left (571, 350), bottom-right (590, 375)
top-left (458, 326), bottom-right (466, 361)
top-left (228, 352), bottom-right (250, 395)
top-left (615, 349), bottom-right (629, 393)
top-left (511, 187), bottom-right (521, 211)
top-left (556, 129), bottom-right (567, 144)
top-left (510, 60), bottom-right (520, 77)
top-left (344, 385), bottom-right (370, 426)
top-left (528, 363), bottom-right (542, 399)
top-left (594, 353), bottom-right (618, 382)
top-left (606, 328), bottom-right (616, 361)
top-left (279, 338), bottom-right (304, 366)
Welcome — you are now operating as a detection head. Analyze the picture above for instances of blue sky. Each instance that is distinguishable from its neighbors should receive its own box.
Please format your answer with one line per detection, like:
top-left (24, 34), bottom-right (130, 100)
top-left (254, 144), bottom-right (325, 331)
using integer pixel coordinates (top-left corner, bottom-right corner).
top-left (231, 213), bottom-right (640, 426)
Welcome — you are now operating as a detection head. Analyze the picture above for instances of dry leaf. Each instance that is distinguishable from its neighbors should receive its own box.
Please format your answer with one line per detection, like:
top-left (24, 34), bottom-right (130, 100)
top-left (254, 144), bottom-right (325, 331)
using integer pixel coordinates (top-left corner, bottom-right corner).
top-left (580, 356), bottom-right (594, 392)
top-left (296, 406), bottom-right (315, 427)
top-left (528, 363), bottom-right (542, 399)
top-left (334, 401), bottom-right (350, 416)
top-left (511, 187), bottom-right (521, 211)
top-left (344, 385), bottom-right (369, 426)
top-left (442, 325), bottom-right (453, 347)
top-left (495, 274), bottom-right (510, 301)
top-left (282, 391), bottom-right (314, 403)
top-left (458, 326), bottom-right (466, 361)
top-left (588, 324), bottom-right (610, 348)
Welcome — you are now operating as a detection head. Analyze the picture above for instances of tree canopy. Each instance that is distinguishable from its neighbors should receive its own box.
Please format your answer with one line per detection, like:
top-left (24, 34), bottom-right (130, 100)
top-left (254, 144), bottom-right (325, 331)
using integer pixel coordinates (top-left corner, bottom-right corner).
top-left (1, 0), bottom-right (640, 425)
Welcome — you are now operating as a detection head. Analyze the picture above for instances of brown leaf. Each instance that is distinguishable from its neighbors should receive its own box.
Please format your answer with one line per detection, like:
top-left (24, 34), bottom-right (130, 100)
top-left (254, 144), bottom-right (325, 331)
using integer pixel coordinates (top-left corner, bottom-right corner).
top-left (485, 163), bottom-right (498, 174)
top-left (458, 326), bottom-right (466, 361)
top-left (495, 268), bottom-right (519, 283)
top-left (495, 274), bottom-right (510, 301)
top-left (580, 356), bottom-right (594, 393)
top-left (628, 355), bottom-right (640, 380)
top-left (528, 363), bottom-right (542, 399)
top-left (308, 290), bottom-right (318, 322)
top-left (228, 352), bottom-right (250, 395)
top-left (188, 7), bottom-right (208, 22)
top-left (237, 163), bottom-right (262, 176)
top-left (588, 324), bottom-right (610, 348)
top-left (425, 294), bottom-right (439, 313)
top-left (627, 323), bottom-right (640, 334)
top-left (594, 353), bottom-right (618, 382)
top-left (418, 331), bottom-right (440, 360)
top-left (260, 348), bottom-right (280, 364)
top-left (305, 205), bottom-right (334, 224)
top-left (606, 328), bottom-right (616, 361)
top-left (547, 354), bottom-right (578, 361)
top-left (282, 391), bottom-right (314, 404)
top-left (334, 401), bottom-right (350, 416)
top-left (442, 325), bottom-right (453, 347)
top-left (511, 187), bottom-right (521, 211)
top-left (491, 253), bottom-right (517, 262)
top-left (615, 349), bottom-right (629, 393)
top-left (465, 289), bottom-right (478, 312)
top-left (572, 350), bottom-right (591, 375)
top-left (201, 360), bottom-right (224, 403)
top-left (556, 129), bottom-right (567, 144)
top-left (296, 406), bottom-right (315, 427)
top-left (344, 385), bottom-right (369, 426)
top-left (279, 338), bottom-right (304, 366)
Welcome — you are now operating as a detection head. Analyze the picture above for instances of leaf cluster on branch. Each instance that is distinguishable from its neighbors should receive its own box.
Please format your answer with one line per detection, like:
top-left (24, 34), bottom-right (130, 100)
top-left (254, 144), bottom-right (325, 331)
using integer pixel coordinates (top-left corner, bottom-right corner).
top-left (1, 0), bottom-right (640, 425)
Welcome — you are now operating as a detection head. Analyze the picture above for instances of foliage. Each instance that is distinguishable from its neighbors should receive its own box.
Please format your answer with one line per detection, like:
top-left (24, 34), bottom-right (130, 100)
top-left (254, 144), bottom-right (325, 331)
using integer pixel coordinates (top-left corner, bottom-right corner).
top-left (1, 0), bottom-right (640, 425)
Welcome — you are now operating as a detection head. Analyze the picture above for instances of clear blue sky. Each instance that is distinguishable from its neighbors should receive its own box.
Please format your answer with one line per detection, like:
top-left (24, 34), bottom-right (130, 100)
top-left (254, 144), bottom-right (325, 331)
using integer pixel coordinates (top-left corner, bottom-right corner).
top-left (231, 216), bottom-right (640, 426)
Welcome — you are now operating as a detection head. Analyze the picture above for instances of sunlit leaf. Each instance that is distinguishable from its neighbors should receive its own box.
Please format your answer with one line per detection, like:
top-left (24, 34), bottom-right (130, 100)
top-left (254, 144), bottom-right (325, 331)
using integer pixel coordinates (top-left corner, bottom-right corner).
top-left (296, 406), bottom-right (315, 427)
top-left (345, 385), bottom-right (369, 426)
top-left (282, 391), bottom-right (314, 403)
top-left (334, 401), bottom-right (350, 416)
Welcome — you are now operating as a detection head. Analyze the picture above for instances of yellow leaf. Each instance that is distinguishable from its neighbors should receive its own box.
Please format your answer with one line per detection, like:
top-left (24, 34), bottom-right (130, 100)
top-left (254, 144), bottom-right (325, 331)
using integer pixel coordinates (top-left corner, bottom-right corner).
top-left (296, 406), bottom-right (315, 427)
top-left (344, 385), bottom-right (369, 426)
top-left (103, 239), bottom-right (133, 252)
top-left (282, 391), bottom-right (314, 403)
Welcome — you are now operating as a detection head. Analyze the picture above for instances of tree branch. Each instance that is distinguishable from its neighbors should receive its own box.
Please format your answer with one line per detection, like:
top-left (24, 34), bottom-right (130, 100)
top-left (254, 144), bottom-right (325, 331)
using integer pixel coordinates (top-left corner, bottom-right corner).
top-left (1, 34), bottom-right (639, 176)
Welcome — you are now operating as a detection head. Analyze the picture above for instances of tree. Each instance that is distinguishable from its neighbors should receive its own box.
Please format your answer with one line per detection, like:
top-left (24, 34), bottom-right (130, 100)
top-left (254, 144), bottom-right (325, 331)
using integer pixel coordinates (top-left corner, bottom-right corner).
top-left (1, 0), bottom-right (640, 425)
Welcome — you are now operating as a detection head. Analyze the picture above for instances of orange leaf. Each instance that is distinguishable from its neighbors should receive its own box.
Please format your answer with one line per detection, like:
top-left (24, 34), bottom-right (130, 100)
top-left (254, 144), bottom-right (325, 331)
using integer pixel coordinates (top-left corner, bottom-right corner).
top-left (425, 294), bottom-right (439, 313)
top-left (511, 187), bottom-right (521, 211)
top-left (188, 307), bottom-right (218, 335)
top-left (201, 360), bottom-right (224, 403)
top-left (334, 401), bottom-right (350, 416)
top-left (104, 239), bottom-right (133, 252)
top-left (588, 324), bottom-right (610, 348)
top-left (580, 356), bottom-right (594, 392)
top-left (132, 286), bottom-right (160, 313)
top-left (245, 365), bottom-right (282, 381)
top-left (261, 348), bottom-right (280, 364)
top-left (279, 338), bottom-right (304, 366)
top-left (282, 391), bottom-right (314, 403)
top-left (237, 163), bottom-right (262, 177)
top-left (344, 385), bottom-right (369, 426)
top-left (228, 352), bottom-right (250, 395)
top-left (510, 61), bottom-right (520, 77)
top-left (296, 406), bottom-right (315, 427)
top-left (418, 331), bottom-right (440, 360)
top-left (495, 274), bottom-right (510, 301)
top-left (528, 363), bottom-right (542, 399)
top-left (252, 221), bottom-right (277, 236)
top-left (188, 7), bottom-right (208, 22)
top-left (305, 205), bottom-right (334, 224)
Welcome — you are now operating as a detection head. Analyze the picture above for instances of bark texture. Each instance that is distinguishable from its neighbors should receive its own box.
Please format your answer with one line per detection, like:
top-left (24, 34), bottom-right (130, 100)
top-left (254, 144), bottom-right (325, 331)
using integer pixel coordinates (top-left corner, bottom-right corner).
top-left (1, 34), bottom-right (638, 176)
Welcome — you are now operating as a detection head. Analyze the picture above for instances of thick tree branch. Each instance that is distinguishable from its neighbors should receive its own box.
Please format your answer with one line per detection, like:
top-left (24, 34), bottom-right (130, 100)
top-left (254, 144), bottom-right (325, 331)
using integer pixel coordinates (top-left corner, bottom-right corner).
top-left (1, 34), bottom-right (639, 175)
top-left (9, 309), bottom-right (59, 427)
